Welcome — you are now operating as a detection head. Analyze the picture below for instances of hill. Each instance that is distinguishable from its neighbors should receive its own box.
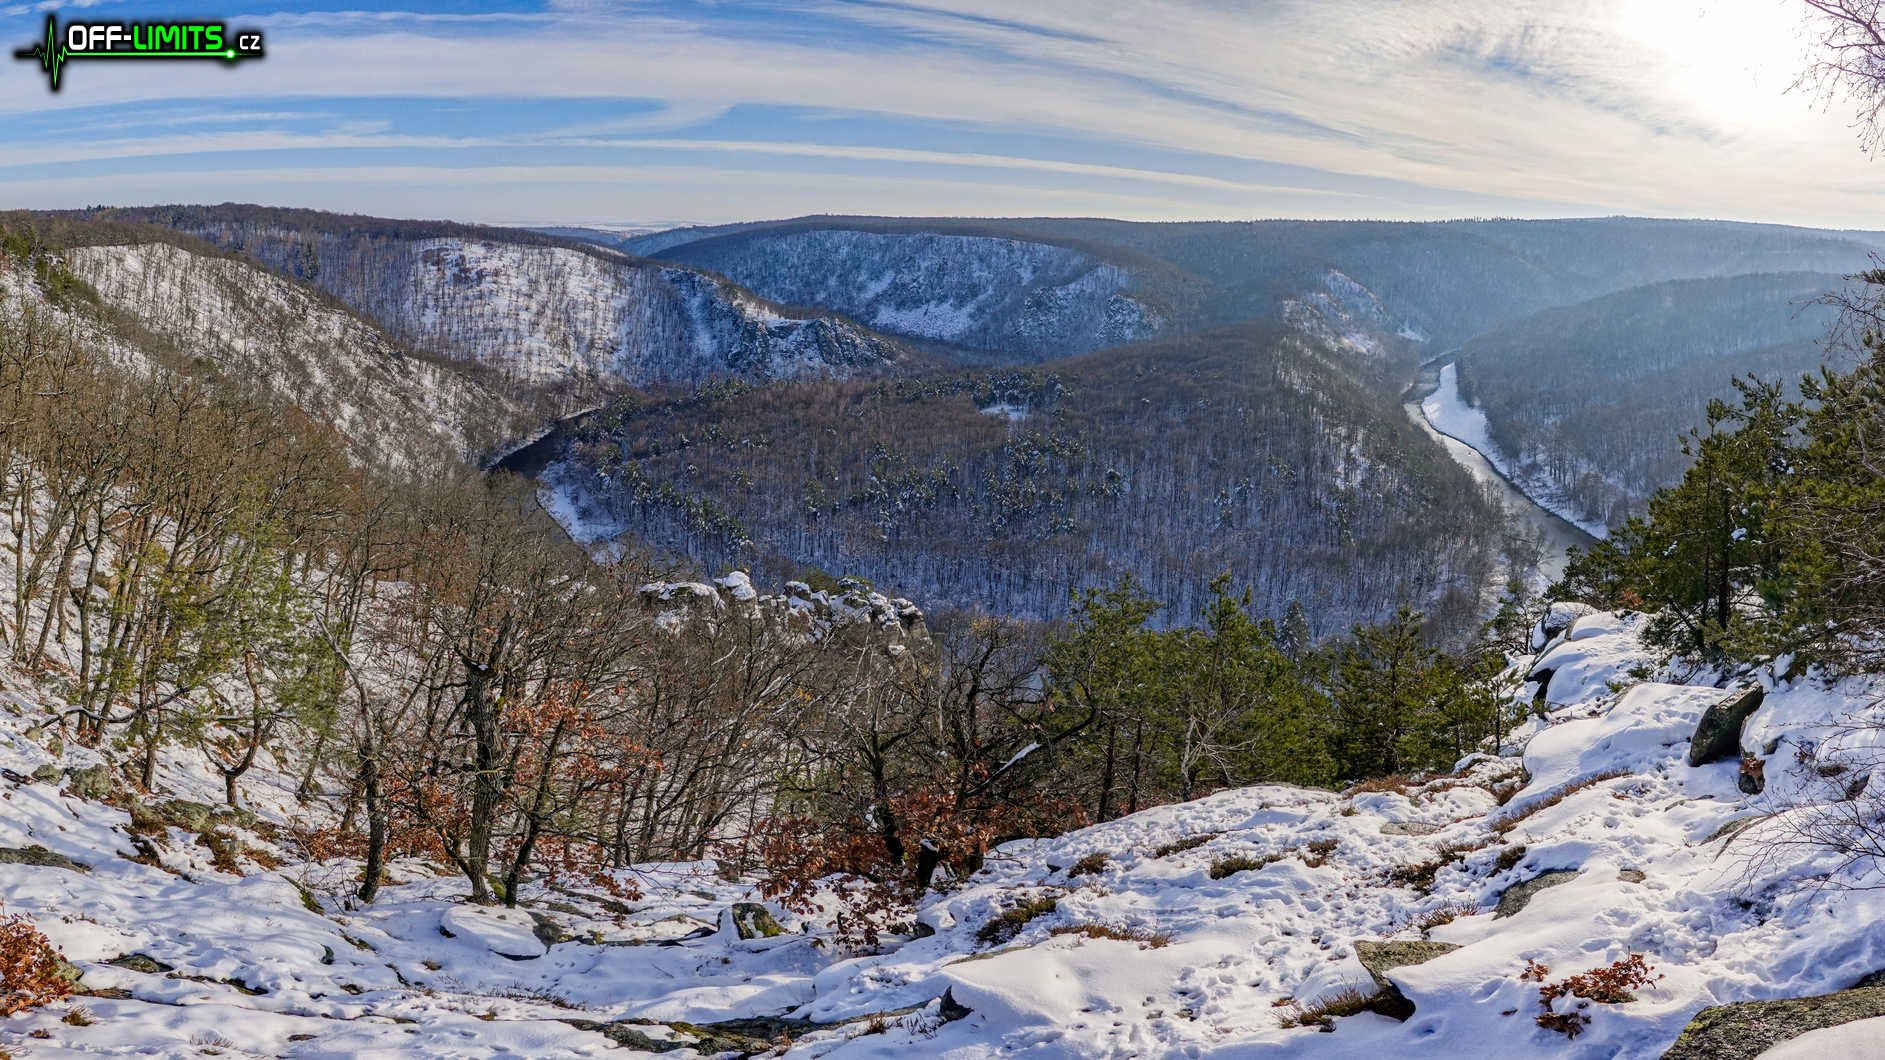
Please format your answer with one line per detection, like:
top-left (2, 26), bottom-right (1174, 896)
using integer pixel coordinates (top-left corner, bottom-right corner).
top-left (1454, 272), bottom-right (1853, 529)
top-left (514, 319), bottom-right (1508, 633)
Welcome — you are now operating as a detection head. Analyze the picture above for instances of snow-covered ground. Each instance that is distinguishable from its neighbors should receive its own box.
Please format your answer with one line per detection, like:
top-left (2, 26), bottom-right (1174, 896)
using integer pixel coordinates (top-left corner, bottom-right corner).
top-left (7, 606), bottom-right (1885, 1057)
top-left (1422, 363), bottom-right (1610, 538)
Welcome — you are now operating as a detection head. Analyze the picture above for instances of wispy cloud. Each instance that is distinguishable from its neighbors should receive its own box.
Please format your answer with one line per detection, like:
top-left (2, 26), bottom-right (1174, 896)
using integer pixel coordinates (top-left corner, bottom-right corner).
top-left (0, 0), bottom-right (1871, 226)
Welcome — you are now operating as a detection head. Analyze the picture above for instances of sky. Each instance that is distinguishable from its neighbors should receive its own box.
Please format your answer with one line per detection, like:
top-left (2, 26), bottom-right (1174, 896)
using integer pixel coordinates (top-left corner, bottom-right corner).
top-left (0, 0), bottom-right (1878, 228)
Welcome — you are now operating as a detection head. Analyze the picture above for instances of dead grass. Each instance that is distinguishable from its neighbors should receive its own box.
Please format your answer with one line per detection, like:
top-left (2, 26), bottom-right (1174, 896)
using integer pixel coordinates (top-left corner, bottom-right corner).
top-left (976, 895), bottom-right (1060, 946)
top-left (1152, 833), bottom-right (1218, 858)
top-left (1209, 852), bottom-right (1284, 880)
top-left (1299, 838), bottom-right (1339, 868)
top-left (1275, 986), bottom-right (1381, 1029)
top-left (1492, 771), bottom-right (1629, 834)
top-left (1048, 923), bottom-right (1172, 949)
top-left (1388, 838), bottom-right (1487, 891)
top-left (1385, 900), bottom-right (1482, 937)
top-left (1066, 852), bottom-right (1110, 878)
top-left (1343, 773), bottom-right (1432, 797)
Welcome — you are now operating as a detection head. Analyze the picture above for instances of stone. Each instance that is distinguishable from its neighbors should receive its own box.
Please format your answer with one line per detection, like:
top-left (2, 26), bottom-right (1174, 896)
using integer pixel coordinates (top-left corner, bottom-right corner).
top-left (722, 902), bottom-right (785, 940)
top-left (529, 912), bottom-right (574, 948)
top-left (66, 763), bottom-right (114, 800)
top-left (1379, 821), bottom-right (1444, 836)
top-left (1352, 939), bottom-right (1461, 993)
top-left (1688, 685), bottom-right (1766, 767)
top-left (0, 845), bottom-right (90, 873)
top-left (107, 953), bottom-right (175, 974)
top-left (30, 764), bottom-right (60, 784)
top-left (1349, 940), bottom-right (1459, 1023)
top-left (1534, 602), bottom-right (1596, 649)
top-left (1494, 869), bottom-right (1579, 918)
top-left (1663, 986), bottom-right (1885, 1060)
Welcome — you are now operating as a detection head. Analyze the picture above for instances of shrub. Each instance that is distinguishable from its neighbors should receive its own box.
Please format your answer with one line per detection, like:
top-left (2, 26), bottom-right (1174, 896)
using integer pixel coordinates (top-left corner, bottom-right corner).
top-left (0, 914), bottom-right (74, 1017)
top-left (975, 896), bottom-right (1060, 946)
top-left (1300, 838), bottom-right (1339, 868)
top-left (1066, 852), bottom-right (1110, 878)
top-left (1048, 923), bottom-right (1172, 948)
top-left (1529, 954), bottom-right (1661, 1038)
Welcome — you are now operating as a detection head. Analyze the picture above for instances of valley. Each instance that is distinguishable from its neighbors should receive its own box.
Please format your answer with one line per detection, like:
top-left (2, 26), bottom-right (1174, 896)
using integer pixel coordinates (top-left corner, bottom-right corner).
top-left (1403, 357), bottom-right (1596, 583)
top-left (18, 3), bottom-right (1885, 1057)
top-left (6, 203), bottom-right (1885, 1059)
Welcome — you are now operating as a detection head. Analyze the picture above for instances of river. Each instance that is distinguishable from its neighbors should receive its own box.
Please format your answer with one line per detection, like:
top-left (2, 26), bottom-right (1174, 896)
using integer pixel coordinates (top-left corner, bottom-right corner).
top-left (1402, 358), bottom-right (1596, 584)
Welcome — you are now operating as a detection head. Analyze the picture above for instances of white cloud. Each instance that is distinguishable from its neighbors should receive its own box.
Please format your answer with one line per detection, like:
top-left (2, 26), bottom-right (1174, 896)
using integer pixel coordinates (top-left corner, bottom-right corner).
top-left (1, 0), bottom-right (1878, 225)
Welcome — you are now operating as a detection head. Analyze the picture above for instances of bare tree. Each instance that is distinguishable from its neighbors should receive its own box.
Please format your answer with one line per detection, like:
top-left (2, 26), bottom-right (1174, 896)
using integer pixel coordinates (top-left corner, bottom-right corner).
top-left (1800, 1), bottom-right (1885, 153)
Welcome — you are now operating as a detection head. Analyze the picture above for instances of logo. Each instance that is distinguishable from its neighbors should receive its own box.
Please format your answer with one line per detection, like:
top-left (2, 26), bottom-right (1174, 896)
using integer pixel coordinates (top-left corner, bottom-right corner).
top-left (13, 13), bottom-right (264, 92)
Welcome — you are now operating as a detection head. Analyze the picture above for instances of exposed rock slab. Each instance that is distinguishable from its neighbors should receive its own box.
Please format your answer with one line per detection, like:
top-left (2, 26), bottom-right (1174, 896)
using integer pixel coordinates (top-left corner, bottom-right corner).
top-left (1663, 986), bottom-right (1885, 1060)
top-left (1494, 869), bottom-right (1579, 918)
top-left (0, 845), bottom-right (90, 872)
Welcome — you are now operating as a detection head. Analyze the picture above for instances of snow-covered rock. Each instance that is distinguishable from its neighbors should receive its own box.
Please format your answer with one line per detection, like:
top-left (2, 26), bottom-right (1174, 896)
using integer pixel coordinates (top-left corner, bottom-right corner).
top-left (440, 906), bottom-right (547, 960)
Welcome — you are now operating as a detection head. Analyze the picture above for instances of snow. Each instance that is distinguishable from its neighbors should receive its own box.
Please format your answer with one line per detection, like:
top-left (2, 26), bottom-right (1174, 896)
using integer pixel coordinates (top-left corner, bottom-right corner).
top-left (1761, 1017), bottom-right (1885, 1058)
top-left (1422, 362), bottom-right (1609, 538)
top-left (10, 573), bottom-right (1885, 1056)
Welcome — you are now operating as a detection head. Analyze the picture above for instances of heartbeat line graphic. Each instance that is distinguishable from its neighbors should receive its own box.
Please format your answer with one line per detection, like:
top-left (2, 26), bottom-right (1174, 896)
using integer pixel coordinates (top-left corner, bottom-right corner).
top-left (13, 15), bottom-right (262, 92)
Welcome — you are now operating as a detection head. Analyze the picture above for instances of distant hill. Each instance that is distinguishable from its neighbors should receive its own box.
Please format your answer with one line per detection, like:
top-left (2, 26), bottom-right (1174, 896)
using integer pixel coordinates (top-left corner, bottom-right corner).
top-left (1455, 271), bottom-right (1853, 528)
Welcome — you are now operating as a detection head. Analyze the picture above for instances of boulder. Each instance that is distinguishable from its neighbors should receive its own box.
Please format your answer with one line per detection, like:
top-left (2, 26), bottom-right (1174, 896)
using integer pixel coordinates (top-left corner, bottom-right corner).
top-left (722, 902), bottom-right (785, 940)
top-left (1494, 869), bottom-right (1579, 918)
top-left (1688, 685), bottom-right (1765, 767)
top-left (0, 845), bottom-right (90, 873)
top-left (107, 953), bottom-right (175, 974)
top-left (130, 799), bottom-right (218, 835)
top-left (1663, 986), bottom-right (1885, 1060)
top-left (1533, 602), bottom-right (1596, 650)
top-left (1350, 939), bottom-right (1459, 1022)
top-left (66, 763), bottom-right (114, 800)
top-left (1353, 939), bottom-right (1461, 993)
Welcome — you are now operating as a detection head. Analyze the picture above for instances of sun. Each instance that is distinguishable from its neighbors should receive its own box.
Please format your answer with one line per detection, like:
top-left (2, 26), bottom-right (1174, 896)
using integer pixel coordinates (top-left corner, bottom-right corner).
top-left (1614, 0), bottom-right (1812, 124)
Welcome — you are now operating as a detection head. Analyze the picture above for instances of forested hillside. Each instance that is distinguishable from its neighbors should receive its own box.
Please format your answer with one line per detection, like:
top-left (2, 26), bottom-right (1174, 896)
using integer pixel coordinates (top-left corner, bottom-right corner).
top-left (1455, 272), bottom-right (1852, 528)
top-left (656, 227), bottom-right (1164, 357)
top-left (639, 215), bottom-right (1881, 350)
top-left (85, 205), bottom-right (910, 402)
top-left (518, 321), bottom-right (1508, 634)
top-left (1, 214), bottom-right (535, 471)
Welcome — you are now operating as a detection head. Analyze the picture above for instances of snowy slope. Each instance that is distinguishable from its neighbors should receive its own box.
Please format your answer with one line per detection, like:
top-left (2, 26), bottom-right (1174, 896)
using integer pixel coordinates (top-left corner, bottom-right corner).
top-left (786, 613), bottom-right (1885, 1058)
top-left (64, 242), bottom-right (534, 471)
top-left (7, 568), bottom-right (1885, 1056)
top-left (131, 212), bottom-right (909, 390)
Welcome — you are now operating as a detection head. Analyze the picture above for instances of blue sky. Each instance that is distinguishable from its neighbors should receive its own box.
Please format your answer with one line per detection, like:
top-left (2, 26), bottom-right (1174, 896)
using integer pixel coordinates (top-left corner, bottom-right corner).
top-left (0, 0), bottom-right (1878, 227)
